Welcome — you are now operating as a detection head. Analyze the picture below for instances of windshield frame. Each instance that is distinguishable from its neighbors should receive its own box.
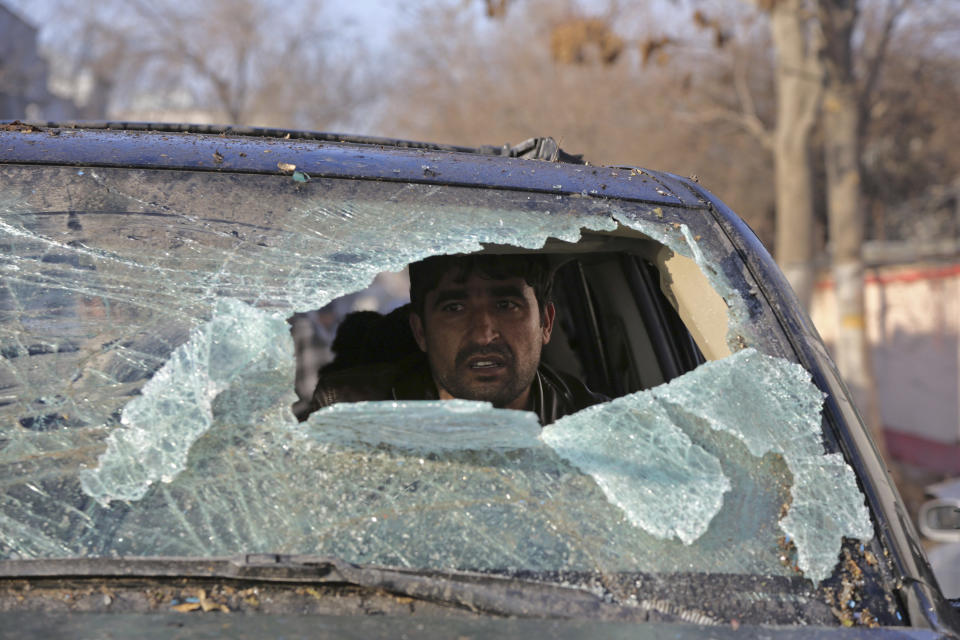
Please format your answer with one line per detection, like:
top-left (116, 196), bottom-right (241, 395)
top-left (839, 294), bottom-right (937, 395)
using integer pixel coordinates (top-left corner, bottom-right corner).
top-left (0, 125), bottom-right (954, 633)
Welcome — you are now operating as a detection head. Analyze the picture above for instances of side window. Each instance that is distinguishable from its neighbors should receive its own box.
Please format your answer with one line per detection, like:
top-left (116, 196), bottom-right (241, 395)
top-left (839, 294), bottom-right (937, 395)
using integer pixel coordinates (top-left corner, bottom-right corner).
top-left (545, 253), bottom-right (704, 399)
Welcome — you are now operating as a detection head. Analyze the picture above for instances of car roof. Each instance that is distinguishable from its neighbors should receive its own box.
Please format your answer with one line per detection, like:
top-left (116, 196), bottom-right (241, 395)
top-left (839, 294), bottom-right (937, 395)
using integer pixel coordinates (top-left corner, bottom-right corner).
top-left (0, 121), bottom-right (708, 209)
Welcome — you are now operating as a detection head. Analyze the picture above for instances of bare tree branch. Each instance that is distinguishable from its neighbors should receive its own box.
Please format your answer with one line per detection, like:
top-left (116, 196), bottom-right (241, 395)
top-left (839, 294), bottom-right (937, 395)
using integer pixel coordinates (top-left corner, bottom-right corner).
top-left (858, 0), bottom-right (908, 120)
top-left (678, 106), bottom-right (774, 150)
top-left (732, 41), bottom-right (772, 147)
top-left (126, 0), bottom-right (260, 123)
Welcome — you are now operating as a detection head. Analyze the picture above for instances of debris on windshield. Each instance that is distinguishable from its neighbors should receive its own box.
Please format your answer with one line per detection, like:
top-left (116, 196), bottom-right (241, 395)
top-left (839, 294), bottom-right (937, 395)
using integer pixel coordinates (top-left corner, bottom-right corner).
top-left (0, 120), bottom-right (40, 133)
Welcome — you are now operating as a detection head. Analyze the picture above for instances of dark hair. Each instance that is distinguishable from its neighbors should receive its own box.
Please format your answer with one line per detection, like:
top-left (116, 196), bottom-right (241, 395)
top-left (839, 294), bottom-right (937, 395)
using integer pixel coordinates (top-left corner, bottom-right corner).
top-left (408, 254), bottom-right (554, 320)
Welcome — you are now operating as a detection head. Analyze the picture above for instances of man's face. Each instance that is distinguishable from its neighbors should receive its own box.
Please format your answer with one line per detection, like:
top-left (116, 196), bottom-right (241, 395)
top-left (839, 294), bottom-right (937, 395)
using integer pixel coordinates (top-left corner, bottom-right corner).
top-left (410, 270), bottom-right (554, 410)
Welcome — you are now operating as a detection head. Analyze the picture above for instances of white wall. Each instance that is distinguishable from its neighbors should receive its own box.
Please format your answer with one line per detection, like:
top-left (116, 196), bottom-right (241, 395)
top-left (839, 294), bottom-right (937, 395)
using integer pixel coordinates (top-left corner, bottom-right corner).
top-left (810, 263), bottom-right (960, 444)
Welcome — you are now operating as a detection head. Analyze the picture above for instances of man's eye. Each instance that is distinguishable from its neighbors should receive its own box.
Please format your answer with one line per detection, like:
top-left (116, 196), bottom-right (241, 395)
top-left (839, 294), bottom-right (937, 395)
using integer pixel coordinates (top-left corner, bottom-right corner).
top-left (497, 300), bottom-right (521, 310)
top-left (441, 303), bottom-right (464, 312)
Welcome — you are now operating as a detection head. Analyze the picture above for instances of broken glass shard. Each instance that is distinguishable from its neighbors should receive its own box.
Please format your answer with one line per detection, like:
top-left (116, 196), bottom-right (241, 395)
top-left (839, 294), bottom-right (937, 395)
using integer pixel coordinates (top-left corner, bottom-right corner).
top-left (644, 348), bottom-right (871, 581)
top-left (544, 348), bottom-right (872, 582)
top-left (780, 453), bottom-right (875, 582)
top-left (613, 212), bottom-right (752, 349)
top-left (541, 396), bottom-right (730, 545)
top-left (306, 400), bottom-right (541, 452)
top-left (79, 298), bottom-right (295, 505)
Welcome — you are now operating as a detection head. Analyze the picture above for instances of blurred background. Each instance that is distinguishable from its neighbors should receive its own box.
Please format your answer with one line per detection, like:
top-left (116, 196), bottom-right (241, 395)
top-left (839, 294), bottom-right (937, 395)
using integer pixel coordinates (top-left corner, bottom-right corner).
top-left (2, 0), bottom-right (958, 589)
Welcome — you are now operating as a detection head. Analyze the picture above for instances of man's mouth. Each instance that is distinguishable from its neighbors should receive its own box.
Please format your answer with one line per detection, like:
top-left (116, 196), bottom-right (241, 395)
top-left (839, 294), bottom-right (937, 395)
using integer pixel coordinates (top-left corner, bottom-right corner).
top-left (457, 344), bottom-right (513, 373)
top-left (468, 357), bottom-right (505, 370)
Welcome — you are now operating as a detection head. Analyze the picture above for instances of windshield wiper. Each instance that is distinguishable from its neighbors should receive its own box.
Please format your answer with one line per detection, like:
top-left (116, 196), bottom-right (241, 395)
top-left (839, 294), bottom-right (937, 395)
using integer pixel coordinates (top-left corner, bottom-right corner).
top-left (0, 554), bottom-right (689, 622)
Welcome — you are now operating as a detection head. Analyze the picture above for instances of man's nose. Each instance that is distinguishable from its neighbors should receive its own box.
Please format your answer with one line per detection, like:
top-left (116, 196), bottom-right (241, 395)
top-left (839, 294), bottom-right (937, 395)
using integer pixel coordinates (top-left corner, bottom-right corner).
top-left (467, 308), bottom-right (499, 343)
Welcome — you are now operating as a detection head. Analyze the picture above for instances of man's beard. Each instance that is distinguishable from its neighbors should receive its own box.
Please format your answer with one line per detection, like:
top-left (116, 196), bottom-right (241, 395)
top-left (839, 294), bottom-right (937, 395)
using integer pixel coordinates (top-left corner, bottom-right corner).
top-left (432, 342), bottom-right (539, 409)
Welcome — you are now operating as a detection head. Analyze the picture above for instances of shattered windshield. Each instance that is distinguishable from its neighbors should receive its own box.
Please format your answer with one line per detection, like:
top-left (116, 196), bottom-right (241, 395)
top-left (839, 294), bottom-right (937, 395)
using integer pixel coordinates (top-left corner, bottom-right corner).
top-left (1, 163), bottom-right (877, 618)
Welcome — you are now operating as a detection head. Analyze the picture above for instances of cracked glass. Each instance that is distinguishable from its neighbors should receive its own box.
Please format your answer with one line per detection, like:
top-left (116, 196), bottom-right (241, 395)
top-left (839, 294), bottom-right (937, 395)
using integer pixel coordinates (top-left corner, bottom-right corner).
top-left (1, 163), bottom-right (877, 617)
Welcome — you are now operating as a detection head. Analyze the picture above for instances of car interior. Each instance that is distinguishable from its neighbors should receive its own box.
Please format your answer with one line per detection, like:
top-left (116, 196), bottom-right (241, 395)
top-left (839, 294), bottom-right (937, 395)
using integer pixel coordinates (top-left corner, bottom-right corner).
top-left (293, 231), bottom-right (710, 416)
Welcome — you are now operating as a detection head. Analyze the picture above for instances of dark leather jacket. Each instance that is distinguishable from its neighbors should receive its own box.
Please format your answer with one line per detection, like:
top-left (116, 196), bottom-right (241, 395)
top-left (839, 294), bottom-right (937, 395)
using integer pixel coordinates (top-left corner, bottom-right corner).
top-left (307, 354), bottom-right (605, 425)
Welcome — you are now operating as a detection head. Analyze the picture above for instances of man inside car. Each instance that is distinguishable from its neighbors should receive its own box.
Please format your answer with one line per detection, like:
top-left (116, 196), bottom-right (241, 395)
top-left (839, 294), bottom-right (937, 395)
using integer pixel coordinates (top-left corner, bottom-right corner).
top-left (307, 254), bottom-right (605, 425)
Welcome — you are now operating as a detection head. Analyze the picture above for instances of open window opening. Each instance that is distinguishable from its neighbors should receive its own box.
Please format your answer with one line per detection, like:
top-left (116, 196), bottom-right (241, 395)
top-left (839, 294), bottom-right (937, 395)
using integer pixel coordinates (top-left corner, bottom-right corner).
top-left (289, 232), bottom-right (710, 422)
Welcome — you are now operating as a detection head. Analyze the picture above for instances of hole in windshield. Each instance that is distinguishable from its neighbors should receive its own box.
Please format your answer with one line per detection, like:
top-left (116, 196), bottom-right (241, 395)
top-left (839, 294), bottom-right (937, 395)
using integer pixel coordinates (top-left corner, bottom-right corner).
top-left (289, 269), bottom-right (411, 420)
top-left (290, 252), bottom-right (705, 425)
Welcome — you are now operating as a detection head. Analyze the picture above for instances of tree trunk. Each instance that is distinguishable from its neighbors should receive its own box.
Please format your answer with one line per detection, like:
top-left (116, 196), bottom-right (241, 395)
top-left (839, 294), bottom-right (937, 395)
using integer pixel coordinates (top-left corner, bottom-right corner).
top-left (79, 74), bottom-right (114, 120)
top-left (819, 0), bottom-right (889, 461)
top-left (770, 0), bottom-right (823, 310)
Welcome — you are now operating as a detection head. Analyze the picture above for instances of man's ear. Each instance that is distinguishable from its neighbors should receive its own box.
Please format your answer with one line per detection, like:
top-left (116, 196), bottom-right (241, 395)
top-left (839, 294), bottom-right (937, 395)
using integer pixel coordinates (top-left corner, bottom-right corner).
top-left (409, 312), bottom-right (427, 352)
top-left (541, 302), bottom-right (555, 345)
